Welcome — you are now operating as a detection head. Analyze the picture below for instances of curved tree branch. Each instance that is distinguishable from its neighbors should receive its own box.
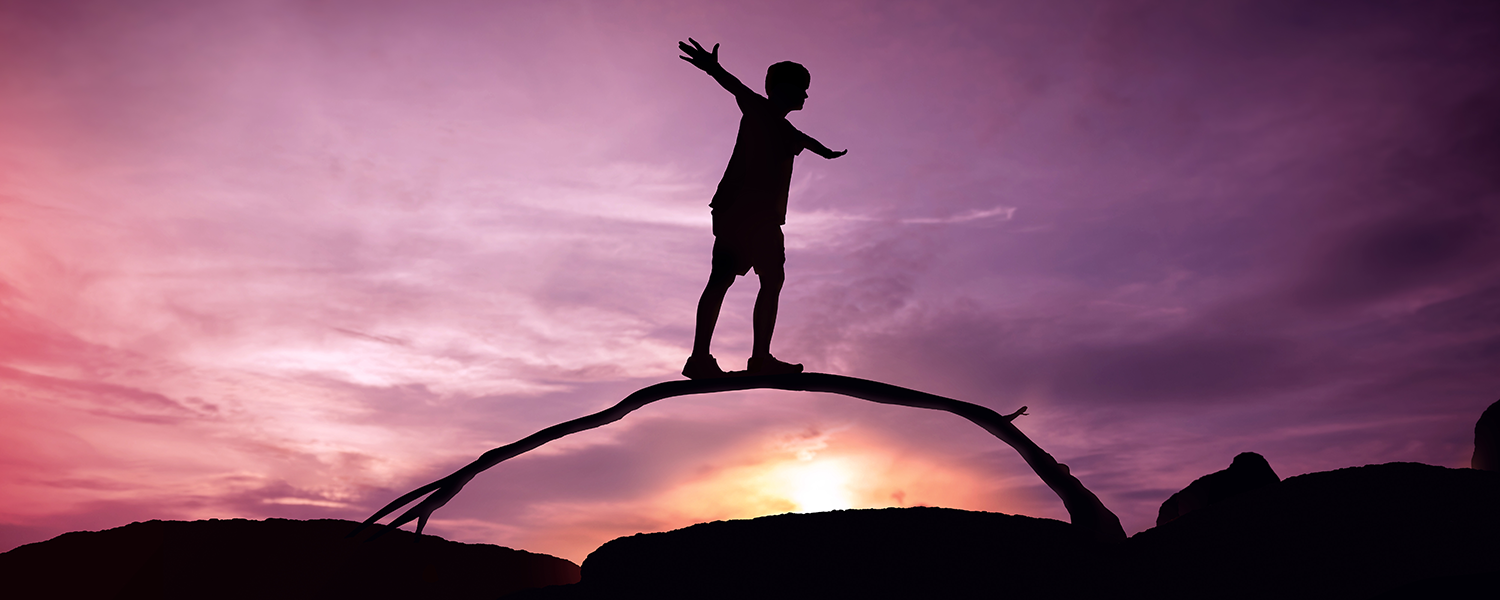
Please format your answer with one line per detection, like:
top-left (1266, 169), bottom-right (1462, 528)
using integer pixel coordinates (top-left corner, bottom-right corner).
top-left (350, 373), bottom-right (1125, 543)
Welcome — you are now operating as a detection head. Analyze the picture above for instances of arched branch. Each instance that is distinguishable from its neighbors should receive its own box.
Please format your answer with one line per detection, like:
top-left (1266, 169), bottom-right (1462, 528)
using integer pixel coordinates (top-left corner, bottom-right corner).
top-left (350, 373), bottom-right (1125, 543)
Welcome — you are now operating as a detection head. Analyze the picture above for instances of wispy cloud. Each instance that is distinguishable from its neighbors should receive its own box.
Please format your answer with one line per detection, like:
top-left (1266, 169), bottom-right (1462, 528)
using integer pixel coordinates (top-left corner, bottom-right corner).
top-left (900, 206), bottom-right (1017, 225)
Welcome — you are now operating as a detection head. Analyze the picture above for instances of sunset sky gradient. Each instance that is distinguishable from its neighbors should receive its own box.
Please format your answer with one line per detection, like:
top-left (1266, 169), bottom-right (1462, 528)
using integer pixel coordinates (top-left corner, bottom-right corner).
top-left (3, 0), bottom-right (1498, 562)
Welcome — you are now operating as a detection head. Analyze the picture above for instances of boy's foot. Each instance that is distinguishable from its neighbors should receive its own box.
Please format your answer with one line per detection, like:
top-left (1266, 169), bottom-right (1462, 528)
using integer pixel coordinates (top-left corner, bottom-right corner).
top-left (682, 354), bottom-right (727, 380)
top-left (746, 354), bottom-right (803, 376)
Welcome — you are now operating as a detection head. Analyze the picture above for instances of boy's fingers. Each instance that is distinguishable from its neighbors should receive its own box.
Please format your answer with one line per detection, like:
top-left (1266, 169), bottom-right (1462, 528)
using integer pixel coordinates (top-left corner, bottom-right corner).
top-left (676, 38), bottom-right (716, 63)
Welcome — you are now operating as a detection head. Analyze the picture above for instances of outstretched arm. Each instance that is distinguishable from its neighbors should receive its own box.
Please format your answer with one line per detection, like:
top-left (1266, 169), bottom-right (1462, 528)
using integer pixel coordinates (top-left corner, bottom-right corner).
top-left (802, 133), bottom-right (848, 159)
top-left (678, 38), bottom-right (757, 100)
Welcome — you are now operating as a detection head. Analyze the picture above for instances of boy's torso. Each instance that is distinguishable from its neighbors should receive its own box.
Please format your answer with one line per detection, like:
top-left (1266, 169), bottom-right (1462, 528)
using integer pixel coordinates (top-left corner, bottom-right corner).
top-left (711, 95), bottom-right (805, 230)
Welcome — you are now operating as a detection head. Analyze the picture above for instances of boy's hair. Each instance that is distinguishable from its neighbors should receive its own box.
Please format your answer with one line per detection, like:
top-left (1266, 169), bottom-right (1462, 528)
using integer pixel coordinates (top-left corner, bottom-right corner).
top-left (765, 61), bottom-right (810, 93)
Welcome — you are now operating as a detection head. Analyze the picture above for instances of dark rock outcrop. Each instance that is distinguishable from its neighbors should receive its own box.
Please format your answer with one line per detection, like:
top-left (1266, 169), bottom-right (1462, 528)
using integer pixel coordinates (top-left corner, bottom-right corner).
top-left (510, 507), bottom-right (1111, 599)
top-left (1156, 451), bottom-right (1279, 526)
top-left (1128, 463), bottom-right (1500, 599)
top-left (0, 518), bottom-right (578, 600)
top-left (1474, 398), bottom-right (1500, 471)
top-left (512, 463), bottom-right (1499, 600)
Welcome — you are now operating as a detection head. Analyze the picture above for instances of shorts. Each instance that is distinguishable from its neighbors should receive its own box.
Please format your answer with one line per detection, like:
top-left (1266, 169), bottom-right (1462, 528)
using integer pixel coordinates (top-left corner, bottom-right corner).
top-left (711, 225), bottom-right (785, 277)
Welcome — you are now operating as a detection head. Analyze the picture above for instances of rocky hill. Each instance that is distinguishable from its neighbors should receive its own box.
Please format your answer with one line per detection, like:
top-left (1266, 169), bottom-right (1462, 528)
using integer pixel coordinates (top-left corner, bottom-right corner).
top-left (0, 518), bottom-right (578, 599)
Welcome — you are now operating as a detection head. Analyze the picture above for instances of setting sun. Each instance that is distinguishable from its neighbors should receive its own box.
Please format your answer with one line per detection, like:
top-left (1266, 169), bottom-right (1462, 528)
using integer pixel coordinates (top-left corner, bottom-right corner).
top-left (629, 424), bottom-right (1004, 534)
top-left (776, 458), bottom-right (853, 513)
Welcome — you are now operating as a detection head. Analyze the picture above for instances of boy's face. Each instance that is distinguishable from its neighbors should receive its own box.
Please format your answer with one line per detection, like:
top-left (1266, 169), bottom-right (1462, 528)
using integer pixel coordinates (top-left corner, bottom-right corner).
top-left (769, 85), bottom-right (808, 112)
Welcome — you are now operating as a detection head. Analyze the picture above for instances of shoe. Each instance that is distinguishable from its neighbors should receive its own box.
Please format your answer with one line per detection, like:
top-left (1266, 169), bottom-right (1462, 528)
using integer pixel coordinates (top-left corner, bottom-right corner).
top-left (682, 354), bottom-right (727, 379)
top-left (746, 354), bottom-right (803, 376)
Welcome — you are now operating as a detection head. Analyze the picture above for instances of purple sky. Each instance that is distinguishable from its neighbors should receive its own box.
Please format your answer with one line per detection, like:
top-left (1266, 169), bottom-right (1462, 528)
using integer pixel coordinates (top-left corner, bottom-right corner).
top-left (2, 0), bottom-right (1497, 562)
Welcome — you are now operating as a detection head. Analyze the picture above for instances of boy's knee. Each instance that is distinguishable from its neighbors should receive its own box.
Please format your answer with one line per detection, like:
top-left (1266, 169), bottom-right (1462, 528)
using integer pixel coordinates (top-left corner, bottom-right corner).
top-left (757, 268), bottom-right (785, 287)
top-left (706, 271), bottom-right (737, 289)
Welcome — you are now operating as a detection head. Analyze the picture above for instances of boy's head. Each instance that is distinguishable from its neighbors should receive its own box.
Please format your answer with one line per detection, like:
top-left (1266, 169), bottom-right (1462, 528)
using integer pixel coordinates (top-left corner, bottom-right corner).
top-left (766, 61), bottom-right (810, 111)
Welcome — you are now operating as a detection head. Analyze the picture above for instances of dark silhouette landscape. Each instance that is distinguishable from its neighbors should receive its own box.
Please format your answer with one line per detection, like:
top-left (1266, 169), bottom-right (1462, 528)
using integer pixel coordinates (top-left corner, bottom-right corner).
top-left (5, 397), bottom-right (1496, 599)
top-left (536, 462), bottom-right (1499, 599)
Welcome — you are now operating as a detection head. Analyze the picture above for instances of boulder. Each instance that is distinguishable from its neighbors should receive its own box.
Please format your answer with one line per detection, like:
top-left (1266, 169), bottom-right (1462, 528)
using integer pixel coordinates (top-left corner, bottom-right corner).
top-left (1474, 398), bottom-right (1500, 471)
top-left (1128, 463), bottom-right (1500, 599)
top-left (1157, 451), bottom-right (1279, 526)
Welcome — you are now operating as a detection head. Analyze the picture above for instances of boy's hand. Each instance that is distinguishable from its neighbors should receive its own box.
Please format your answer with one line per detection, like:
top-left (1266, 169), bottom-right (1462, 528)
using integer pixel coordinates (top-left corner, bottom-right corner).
top-left (827, 149), bottom-right (848, 159)
top-left (678, 38), bottom-right (720, 71)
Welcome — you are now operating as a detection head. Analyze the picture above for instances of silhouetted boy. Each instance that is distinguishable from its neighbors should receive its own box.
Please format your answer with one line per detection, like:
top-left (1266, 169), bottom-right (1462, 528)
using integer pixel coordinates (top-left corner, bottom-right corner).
top-left (678, 38), bottom-right (846, 379)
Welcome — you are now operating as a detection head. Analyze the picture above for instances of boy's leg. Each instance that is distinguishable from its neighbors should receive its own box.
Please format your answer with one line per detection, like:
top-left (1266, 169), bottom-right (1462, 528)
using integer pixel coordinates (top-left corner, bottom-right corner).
top-left (686, 227), bottom-right (753, 379)
top-left (746, 227), bottom-right (801, 375)
top-left (685, 269), bottom-right (735, 379)
top-left (692, 272), bottom-right (735, 357)
top-left (750, 265), bottom-right (783, 358)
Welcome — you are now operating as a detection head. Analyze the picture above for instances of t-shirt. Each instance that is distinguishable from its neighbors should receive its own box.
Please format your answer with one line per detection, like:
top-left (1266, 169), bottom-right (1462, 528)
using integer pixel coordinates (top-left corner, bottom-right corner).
top-left (710, 93), bottom-right (811, 234)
